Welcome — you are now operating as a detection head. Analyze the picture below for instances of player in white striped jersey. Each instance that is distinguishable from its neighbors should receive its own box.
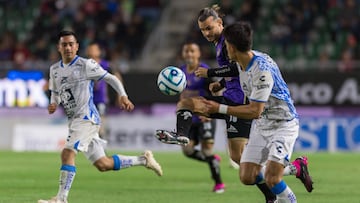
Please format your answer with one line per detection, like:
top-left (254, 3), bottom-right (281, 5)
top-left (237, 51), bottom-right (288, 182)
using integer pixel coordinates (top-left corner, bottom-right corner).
top-left (204, 22), bottom-right (313, 203)
top-left (38, 30), bottom-right (162, 203)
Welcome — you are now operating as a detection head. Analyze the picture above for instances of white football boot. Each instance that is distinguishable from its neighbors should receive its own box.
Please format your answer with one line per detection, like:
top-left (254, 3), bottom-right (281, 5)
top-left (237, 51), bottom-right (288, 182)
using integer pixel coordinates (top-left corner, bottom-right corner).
top-left (143, 150), bottom-right (163, 176)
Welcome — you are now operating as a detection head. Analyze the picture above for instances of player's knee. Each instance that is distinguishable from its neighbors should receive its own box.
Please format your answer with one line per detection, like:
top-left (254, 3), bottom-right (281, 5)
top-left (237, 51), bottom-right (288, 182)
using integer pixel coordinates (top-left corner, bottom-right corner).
top-left (201, 148), bottom-right (213, 157)
top-left (239, 172), bottom-right (256, 185)
top-left (182, 146), bottom-right (194, 157)
top-left (177, 98), bottom-right (192, 109)
top-left (239, 163), bottom-right (259, 185)
top-left (265, 174), bottom-right (282, 188)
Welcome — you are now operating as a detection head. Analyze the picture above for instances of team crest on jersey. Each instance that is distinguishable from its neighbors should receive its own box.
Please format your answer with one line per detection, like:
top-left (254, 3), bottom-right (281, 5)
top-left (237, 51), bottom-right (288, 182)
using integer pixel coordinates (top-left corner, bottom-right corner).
top-left (73, 69), bottom-right (81, 78)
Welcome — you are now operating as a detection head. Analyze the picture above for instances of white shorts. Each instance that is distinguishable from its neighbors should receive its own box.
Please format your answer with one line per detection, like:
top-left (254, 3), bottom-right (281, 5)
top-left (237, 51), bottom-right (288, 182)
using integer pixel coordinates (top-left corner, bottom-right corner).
top-left (240, 118), bottom-right (299, 166)
top-left (66, 118), bottom-right (106, 163)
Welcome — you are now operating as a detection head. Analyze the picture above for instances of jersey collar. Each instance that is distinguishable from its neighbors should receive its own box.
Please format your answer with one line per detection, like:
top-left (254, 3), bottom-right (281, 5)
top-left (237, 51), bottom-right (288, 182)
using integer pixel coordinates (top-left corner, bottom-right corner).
top-left (60, 55), bottom-right (79, 68)
top-left (245, 52), bottom-right (258, 71)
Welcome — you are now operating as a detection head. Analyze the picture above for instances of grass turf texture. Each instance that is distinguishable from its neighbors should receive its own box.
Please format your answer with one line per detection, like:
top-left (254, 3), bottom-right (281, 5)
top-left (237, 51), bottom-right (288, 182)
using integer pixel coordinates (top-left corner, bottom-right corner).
top-left (0, 151), bottom-right (359, 203)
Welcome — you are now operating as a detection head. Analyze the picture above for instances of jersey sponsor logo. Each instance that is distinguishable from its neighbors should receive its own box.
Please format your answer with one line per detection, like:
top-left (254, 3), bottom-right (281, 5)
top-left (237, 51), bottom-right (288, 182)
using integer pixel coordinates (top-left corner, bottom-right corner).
top-left (256, 84), bottom-right (270, 90)
top-left (60, 88), bottom-right (76, 117)
top-left (242, 82), bottom-right (249, 91)
top-left (259, 75), bottom-right (266, 82)
top-left (61, 77), bottom-right (68, 84)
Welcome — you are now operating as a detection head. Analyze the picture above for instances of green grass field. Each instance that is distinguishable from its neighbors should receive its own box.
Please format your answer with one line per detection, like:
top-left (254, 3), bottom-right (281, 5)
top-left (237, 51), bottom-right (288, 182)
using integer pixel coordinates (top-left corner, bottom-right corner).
top-left (0, 151), bottom-right (359, 203)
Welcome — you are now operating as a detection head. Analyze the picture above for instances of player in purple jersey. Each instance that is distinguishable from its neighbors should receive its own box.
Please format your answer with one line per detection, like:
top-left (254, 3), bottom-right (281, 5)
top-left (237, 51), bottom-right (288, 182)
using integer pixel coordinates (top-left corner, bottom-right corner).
top-left (179, 42), bottom-right (224, 193)
top-left (155, 4), bottom-right (272, 202)
top-left (86, 42), bottom-right (123, 139)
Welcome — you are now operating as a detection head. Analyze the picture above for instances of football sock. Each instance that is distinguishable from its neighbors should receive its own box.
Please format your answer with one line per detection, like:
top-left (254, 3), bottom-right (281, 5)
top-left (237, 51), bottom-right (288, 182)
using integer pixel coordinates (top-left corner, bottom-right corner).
top-left (283, 164), bottom-right (297, 176)
top-left (176, 109), bottom-right (193, 137)
top-left (271, 180), bottom-right (297, 203)
top-left (255, 173), bottom-right (277, 201)
top-left (187, 150), bottom-right (206, 162)
top-left (112, 155), bottom-right (146, 170)
top-left (261, 164), bottom-right (297, 176)
top-left (57, 165), bottom-right (76, 201)
top-left (206, 155), bottom-right (222, 184)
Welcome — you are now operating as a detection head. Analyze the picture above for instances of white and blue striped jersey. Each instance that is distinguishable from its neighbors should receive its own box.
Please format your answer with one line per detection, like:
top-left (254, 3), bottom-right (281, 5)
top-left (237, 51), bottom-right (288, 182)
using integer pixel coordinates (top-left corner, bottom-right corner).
top-left (49, 55), bottom-right (108, 124)
top-left (238, 50), bottom-right (298, 121)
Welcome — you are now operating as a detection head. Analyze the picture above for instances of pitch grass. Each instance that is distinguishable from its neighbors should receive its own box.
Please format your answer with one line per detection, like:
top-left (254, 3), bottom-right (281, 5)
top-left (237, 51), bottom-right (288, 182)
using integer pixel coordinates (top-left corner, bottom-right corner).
top-left (0, 151), bottom-right (359, 203)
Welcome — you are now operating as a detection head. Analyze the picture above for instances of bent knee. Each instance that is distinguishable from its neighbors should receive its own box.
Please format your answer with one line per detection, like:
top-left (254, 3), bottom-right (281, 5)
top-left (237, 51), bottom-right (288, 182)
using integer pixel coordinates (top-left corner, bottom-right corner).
top-left (177, 98), bottom-right (193, 109)
top-left (265, 175), bottom-right (282, 188)
top-left (240, 174), bottom-right (256, 185)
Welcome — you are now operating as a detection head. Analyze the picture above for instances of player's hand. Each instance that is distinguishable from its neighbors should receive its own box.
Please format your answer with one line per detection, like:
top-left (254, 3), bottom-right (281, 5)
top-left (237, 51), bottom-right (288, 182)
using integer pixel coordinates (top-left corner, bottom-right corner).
top-left (209, 82), bottom-right (223, 94)
top-left (119, 96), bottom-right (134, 112)
top-left (48, 103), bottom-right (57, 114)
top-left (195, 67), bottom-right (208, 78)
top-left (203, 100), bottom-right (220, 114)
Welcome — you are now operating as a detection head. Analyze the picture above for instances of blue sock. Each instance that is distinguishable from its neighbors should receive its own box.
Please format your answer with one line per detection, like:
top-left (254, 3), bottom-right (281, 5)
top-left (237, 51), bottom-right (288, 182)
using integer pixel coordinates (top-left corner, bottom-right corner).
top-left (255, 172), bottom-right (265, 184)
top-left (271, 180), bottom-right (287, 195)
top-left (271, 180), bottom-right (297, 202)
top-left (112, 155), bottom-right (121, 170)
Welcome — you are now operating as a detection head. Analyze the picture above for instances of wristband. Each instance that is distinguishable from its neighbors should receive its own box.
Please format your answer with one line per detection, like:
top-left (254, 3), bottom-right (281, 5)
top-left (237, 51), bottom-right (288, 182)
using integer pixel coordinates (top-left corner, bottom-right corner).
top-left (218, 104), bottom-right (228, 114)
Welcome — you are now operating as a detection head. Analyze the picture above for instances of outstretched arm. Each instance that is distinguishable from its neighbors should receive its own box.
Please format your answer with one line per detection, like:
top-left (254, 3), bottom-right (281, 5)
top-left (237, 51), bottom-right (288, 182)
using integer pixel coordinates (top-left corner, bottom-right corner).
top-left (204, 100), bottom-right (265, 119)
top-left (102, 73), bottom-right (134, 111)
top-left (195, 62), bottom-right (240, 78)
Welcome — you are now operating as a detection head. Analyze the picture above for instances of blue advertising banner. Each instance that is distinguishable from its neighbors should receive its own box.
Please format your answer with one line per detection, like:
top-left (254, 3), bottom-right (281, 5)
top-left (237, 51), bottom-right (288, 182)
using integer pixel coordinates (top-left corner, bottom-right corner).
top-left (296, 117), bottom-right (360, 152)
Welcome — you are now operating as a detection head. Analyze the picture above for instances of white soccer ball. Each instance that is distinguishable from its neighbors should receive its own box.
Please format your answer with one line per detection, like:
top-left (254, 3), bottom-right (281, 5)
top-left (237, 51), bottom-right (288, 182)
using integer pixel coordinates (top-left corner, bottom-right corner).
top-left (157, 66), bottom-right (187, 96)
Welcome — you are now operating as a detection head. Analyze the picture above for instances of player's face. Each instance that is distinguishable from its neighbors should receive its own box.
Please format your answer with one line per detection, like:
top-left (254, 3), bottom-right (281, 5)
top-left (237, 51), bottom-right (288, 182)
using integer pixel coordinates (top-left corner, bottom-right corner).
top-left (225, 40), bottom-right (236, 60)
top-left (182, 44), bottom-right (200, 65)
top-left (198, 16), bottom-right (223, 43)
top-left (58, 35), bottom-right (79, 63)
top-left (86, 44), bottom-right (101, 60)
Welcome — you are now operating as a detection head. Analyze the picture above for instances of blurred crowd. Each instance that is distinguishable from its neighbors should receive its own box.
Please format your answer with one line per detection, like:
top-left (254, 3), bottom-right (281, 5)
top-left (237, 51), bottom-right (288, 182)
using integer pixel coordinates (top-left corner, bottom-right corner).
top-left (185, 0), bottom-right (360, 71)
top-left (0, 0), bottom-right (164, 72)
top-left (0, 0), bottom-right (359, 72)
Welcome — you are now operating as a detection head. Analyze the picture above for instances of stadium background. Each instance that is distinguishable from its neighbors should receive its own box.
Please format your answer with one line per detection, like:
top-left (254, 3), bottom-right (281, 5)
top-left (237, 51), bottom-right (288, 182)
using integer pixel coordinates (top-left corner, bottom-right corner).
top-left (0, 0), bottom-right (359, 152)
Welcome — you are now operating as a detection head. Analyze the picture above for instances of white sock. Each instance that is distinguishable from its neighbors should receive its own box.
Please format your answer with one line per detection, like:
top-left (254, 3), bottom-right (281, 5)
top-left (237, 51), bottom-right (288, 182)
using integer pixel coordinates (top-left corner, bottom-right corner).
top-left (56, 165), bottom-right (76, 201)
top-left (262, 164), bottom-right (297, 176)
top-left (112, 155), bottom-right (146, 170)
top-left (283, 164), bottom-right (297, 176)
top-left (271, 180), bottom-right (297, 203)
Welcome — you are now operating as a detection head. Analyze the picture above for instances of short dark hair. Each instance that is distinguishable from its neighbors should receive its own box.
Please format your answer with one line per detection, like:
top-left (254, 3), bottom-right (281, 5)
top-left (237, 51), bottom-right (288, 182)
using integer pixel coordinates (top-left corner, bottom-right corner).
top-left (198, 4), bottom-right (224, 22)
top-left (223, 22), bottom-right (253, 52)
top-left (58, 30), bottom-right (78, 42)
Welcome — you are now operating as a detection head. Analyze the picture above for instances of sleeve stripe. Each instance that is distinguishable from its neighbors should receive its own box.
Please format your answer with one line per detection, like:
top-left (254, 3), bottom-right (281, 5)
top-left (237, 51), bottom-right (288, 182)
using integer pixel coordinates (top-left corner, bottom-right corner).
top-left (98, 72), bottom-right (108, 81)
top-left (249, 98), bottom-right (267, 103)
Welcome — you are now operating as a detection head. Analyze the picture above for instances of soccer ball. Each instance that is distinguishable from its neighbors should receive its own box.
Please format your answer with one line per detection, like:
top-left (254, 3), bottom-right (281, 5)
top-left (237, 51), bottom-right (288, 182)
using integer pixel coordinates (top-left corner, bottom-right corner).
top-left (157, 66), bottom-right (187, 96)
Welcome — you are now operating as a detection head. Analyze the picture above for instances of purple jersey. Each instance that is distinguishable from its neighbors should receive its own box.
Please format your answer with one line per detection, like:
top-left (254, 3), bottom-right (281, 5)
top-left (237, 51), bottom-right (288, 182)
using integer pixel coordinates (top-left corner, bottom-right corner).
top-left (181, 62), bottom-right (211, 123)
top-left (93, 59), bottom-right (110, 105)
top-left (215, 34), bottom-right (246, 104)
